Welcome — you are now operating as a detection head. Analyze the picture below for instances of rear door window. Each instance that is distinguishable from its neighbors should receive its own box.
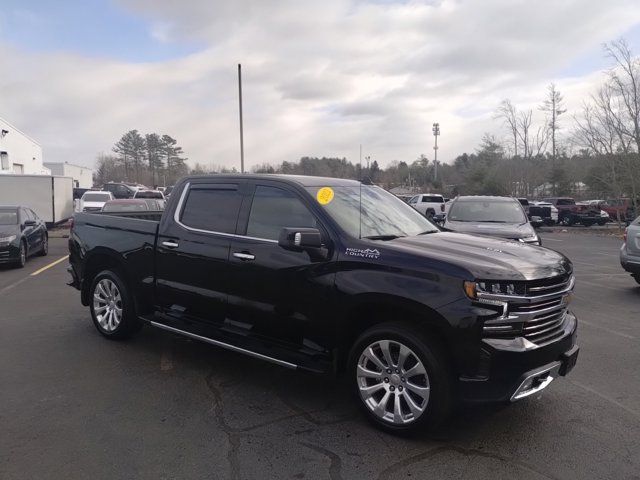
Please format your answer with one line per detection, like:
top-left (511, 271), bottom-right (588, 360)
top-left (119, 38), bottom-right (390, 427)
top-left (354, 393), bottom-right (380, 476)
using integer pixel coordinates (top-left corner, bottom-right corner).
top-left (180, 184), bottom-right (243, 234)
top-left (246, 186), bottom-right (316, 240)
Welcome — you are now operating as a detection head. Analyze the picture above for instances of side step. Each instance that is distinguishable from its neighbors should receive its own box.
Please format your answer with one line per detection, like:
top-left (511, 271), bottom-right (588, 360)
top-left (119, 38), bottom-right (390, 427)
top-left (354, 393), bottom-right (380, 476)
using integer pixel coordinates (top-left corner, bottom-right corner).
top-left (147, 319), bottom-right (298, 370)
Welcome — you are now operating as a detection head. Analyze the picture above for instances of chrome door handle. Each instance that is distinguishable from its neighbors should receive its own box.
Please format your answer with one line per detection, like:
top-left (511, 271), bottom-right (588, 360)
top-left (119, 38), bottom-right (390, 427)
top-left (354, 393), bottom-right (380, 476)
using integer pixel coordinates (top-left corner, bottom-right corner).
top-left (233, 252), bottom-right (255, 261)
top-left (162, 241), bottom-right (179, 249)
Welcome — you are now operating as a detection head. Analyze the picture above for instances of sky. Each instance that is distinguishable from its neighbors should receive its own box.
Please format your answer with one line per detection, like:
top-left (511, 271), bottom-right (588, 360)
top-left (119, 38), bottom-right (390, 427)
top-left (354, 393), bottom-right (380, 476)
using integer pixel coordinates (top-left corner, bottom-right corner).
top-left (1, 0), bottom-right (640, 171)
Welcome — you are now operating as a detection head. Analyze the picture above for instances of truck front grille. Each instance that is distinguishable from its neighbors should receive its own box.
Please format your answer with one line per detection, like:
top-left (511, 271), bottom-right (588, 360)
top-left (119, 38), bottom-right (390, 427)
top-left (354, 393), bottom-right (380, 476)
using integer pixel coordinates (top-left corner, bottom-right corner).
top-left (478, 274), bottom-right (573, 347)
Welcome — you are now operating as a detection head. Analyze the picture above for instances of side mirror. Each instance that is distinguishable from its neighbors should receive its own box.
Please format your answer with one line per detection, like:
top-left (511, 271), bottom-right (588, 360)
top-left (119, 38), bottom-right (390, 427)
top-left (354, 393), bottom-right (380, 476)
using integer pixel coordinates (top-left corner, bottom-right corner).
top-left (278, 227), bottom-right (322, 251)
top-left (24, 219), bottom-right (36, 227)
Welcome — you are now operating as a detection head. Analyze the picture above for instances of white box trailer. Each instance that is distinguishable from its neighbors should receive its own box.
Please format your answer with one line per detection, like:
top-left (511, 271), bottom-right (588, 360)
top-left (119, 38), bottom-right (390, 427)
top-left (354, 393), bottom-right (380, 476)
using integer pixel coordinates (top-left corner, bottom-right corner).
top-left (0, 174), bottom-right (74, 225)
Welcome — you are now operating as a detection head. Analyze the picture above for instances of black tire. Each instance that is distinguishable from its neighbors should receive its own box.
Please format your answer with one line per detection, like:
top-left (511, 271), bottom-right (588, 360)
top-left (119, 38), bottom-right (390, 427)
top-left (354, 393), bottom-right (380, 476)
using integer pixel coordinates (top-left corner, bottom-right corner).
top-left (348, 322), bottom-right (453, 433)
top-left (89, 269), bottom-right (143, 340)
top-left (14, 240), bottom-right (27, 268)
top-left (633, 275), bottom-right (640, 286)
top-left (597, 220), bottom-right (607, 226)
top-left (425, 209), bottom-right (435, 219)
top-left (39, 234), bottom-right (48, 256)
top-left (560, 216), bottom-right (573, 227)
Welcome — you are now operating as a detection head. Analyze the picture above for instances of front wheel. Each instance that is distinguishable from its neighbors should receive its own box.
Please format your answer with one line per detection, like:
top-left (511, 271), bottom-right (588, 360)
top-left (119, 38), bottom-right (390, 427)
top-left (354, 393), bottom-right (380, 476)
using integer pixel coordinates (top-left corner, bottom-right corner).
top-left (349, 323), bottom-right (452, 432)
top-left (633, 275), bottom-right (640, 286)
top-left (14, 241), bottom-right (26, 268)
top-left (39, 234), bottom-right (48, 256)
top-left (89, 269), bottom-right (142, 339)
top-left (561, 216), bottom-right (573, 226)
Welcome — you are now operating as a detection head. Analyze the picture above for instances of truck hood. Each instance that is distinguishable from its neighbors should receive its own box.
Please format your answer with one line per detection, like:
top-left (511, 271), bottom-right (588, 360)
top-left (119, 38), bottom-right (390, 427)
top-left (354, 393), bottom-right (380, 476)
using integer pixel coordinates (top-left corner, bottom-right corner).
top-left (385, 232), bottom-right (571, 281)
top-left (444, 220), bottom-right (536, 240)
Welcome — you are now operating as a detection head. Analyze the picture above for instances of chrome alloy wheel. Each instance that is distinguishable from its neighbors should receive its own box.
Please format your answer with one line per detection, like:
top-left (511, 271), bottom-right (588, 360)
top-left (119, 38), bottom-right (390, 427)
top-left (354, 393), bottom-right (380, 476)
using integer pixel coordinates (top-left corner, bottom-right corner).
top-left (93, 279), bottom-right (123, 332)
top-left (357, 340), bottom-right (430, 425)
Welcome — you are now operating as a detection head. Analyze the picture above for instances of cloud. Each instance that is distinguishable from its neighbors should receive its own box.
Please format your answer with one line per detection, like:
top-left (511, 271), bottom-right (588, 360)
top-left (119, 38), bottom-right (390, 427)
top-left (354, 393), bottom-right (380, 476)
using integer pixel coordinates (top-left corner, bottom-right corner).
top-left (1, 0), bottom-right (640, 171)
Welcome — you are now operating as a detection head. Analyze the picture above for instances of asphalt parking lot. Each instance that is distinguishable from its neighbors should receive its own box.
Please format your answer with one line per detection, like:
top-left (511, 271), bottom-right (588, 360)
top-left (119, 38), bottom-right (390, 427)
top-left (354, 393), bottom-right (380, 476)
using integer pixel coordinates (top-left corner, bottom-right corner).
top-left (1, 232), bottom-right (639, 480)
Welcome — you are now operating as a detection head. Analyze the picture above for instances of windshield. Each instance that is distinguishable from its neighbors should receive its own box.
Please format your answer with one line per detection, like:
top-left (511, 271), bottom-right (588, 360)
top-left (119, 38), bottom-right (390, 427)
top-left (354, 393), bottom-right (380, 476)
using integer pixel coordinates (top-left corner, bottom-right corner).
top-left (0, 210), bottom-right (18, 225)
top-left (305, 185), bottom-right (438, 238)
top-left (83, 193), bottom-right (110, 202)
top-left (448, 200), bottom-right (526, 223)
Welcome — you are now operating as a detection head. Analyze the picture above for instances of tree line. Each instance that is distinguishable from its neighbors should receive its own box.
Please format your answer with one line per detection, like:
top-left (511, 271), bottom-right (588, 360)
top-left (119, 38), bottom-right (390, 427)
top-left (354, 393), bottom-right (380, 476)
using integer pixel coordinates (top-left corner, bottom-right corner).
top-left (94, 130), bottom-right (188, 187)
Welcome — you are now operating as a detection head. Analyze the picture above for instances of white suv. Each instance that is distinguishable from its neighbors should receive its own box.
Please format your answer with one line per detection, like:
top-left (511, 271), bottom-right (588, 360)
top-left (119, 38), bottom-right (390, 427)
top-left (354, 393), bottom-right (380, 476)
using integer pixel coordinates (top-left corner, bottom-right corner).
top-left (408, 194), bottom-right (446, 220)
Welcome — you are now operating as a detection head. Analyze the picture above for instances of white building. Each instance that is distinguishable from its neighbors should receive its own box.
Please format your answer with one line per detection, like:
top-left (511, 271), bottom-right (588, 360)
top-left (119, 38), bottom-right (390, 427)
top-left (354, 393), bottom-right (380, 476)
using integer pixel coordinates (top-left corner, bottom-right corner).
top-left (44, 162), bottom-right (94, 188)
top-left (0, 116), bottom-right (48, 175)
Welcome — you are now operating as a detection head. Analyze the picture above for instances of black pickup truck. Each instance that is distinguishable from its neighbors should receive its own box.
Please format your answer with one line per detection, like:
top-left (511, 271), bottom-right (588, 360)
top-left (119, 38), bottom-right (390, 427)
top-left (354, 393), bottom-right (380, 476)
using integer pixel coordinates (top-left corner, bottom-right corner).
top-left (68, 174), bottom-right (579, 432)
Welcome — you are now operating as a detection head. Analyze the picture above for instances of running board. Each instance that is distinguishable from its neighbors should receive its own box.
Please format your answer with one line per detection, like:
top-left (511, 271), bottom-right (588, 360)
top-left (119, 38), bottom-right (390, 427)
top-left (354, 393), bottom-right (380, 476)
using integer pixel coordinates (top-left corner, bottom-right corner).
top-left (149, 321), bottom-right (298, 370)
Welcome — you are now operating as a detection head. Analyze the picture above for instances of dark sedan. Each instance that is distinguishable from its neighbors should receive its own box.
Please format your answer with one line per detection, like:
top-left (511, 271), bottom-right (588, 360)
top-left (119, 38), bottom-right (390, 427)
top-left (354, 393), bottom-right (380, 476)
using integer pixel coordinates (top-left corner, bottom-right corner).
top-left (0, 206), bottom-right (48, 268)
top-left (443, 196), bottom-right (541, 245)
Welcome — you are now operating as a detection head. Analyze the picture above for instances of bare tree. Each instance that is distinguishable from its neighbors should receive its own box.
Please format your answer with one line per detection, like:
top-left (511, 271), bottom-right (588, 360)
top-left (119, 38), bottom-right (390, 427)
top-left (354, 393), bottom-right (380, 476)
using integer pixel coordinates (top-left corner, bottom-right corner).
top-left (540, 83), bottom-right (567, 163)
top-left (495, 99), bottom-right (520, 157)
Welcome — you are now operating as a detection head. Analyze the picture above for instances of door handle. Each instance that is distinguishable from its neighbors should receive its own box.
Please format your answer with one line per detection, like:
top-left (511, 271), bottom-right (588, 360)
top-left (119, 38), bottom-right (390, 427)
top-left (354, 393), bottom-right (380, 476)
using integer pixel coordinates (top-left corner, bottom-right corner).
top-left (162, 241), bottom-right (179, 249)
top-left (233, 252), bottom-right (255, 261)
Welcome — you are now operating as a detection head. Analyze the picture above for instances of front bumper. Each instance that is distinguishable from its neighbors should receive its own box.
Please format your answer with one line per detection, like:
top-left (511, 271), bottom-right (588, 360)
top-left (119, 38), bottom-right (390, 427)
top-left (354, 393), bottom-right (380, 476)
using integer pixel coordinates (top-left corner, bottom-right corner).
top-left (0, 243), bottom-right (20, 264)
top-left (620, 245), bottom-right (640, 274)
top-left (458, 311), bottom-right (579, 403)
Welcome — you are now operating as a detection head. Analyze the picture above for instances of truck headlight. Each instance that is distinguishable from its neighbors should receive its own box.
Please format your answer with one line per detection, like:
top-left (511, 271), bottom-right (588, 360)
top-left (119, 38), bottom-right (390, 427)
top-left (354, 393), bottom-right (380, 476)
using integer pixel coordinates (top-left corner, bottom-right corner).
top-left (0, 235), bottom-right (17, 246)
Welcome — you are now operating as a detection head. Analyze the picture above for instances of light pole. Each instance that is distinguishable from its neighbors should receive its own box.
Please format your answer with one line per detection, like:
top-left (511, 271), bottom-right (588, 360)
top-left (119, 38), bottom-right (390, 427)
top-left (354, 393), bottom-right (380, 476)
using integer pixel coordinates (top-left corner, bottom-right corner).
top-left (238, 64), bottom-right (245, 173)
top-left (432, 123), bottom-right (440, 182)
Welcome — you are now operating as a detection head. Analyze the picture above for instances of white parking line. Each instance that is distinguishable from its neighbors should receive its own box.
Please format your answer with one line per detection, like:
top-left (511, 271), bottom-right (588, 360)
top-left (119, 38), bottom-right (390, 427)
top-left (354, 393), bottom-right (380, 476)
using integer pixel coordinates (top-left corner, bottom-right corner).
top-left (571, 381), bottom-right (640, 420)
top-left (579, 319), bottom-right (635, 340)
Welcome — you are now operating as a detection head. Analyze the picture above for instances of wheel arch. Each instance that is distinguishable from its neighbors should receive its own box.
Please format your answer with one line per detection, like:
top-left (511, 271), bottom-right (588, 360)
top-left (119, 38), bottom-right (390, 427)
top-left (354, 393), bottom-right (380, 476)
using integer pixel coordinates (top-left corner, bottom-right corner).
top-left (80, 248), bottom-right (130, 306)
top-left (335, 294), bottom-right (454, 373)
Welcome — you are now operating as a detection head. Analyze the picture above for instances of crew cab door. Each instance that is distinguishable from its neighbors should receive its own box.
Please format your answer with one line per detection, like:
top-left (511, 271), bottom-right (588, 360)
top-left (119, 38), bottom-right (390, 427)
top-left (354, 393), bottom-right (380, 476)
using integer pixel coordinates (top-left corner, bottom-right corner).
top-left (225, 182), bottom-right (336, 365)
top-left (154, 180), bottom-right (247, 333)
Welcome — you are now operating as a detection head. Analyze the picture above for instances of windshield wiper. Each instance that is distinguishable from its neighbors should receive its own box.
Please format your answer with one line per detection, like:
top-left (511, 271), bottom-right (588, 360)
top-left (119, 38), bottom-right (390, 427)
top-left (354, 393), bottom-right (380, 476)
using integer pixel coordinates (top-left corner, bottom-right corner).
top-left (363, 234), bottom-right (404, 240)
top-left (417, 230), bottom-right (438, 235)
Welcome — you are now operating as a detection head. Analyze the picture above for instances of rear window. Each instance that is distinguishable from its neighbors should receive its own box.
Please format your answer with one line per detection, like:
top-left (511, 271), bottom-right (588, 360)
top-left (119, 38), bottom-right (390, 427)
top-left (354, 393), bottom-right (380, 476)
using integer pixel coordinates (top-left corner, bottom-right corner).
top-left (135, 191), bottom-right (163, 199)
top-left (421, 195), bottom-right (444, 203)
top-left (83, 193), bottom-right (110, 202)
top-left (556, 199), bottom-right (575, 206)
top-left (102, 202), bottom-right (148, 212)
top-left (180, 185), bottom-right (242, 234)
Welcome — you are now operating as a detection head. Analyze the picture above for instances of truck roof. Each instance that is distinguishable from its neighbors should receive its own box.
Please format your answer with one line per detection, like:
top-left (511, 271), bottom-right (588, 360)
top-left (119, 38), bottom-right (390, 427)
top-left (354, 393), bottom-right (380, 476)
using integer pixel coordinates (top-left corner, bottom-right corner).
top-left (454, 195), bottom-right (517, 202)
top-left (181, 174), bottom-right (362, 187)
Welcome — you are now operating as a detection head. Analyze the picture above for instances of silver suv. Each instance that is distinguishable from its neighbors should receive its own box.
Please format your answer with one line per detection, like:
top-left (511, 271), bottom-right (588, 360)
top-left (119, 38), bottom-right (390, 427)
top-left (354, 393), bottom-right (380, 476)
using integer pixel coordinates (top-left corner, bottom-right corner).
top-left (621, 215), bottom-right (640, 285)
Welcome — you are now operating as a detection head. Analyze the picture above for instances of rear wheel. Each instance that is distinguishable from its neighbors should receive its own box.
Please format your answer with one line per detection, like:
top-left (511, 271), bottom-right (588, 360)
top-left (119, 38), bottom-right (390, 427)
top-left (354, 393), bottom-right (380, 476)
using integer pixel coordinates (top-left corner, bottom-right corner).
top-left (349, 323), bottom-right (452, 432)
top-left (633, 275), bottom-right (640, 286)
top-left (597, 220), bottom-right (607, 226)
top-left (89, 269), bottom-right (142, 339)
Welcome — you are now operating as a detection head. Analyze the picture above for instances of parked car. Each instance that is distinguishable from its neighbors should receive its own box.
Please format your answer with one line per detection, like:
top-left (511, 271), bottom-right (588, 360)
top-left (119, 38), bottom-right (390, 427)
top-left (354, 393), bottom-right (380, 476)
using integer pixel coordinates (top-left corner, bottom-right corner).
top-left (407, 193), bottom-right (446, 221)
top-left (0, 205), bottom-right (48, 268)
top-left (542, 197), bottom-right (600, 226)
top-left (164, 185), bottom-right (175, 198)
top-left (102, 182), bottom-right (137, 199)
top-left (443, 196), bottom-right (541, 245)
top-left (134, 190), bottom-right (165, 200)
top-left (577, 202), bottom-right (609, 226)
top-left (80, 191), bottom-right (114, 212)
top-left (68, 174), bottom-right (579, 432)
top-left (605, 198), bottom-right (636, 223)
top-left (529, 201), bottom-right (559, 226)
top-left (621, 216), bottom-right (640, 285)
